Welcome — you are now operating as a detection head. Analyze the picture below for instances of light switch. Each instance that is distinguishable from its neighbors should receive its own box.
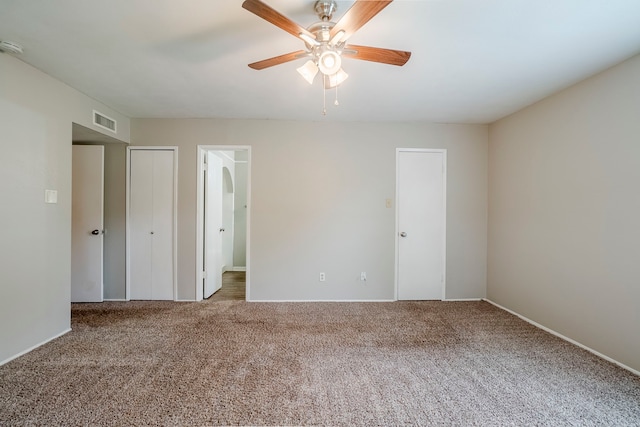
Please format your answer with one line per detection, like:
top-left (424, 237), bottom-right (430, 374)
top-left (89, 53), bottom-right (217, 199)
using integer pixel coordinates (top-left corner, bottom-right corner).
top-left (385, 198), bottom-right (392, 208)
top-left (45, 190), bottom-right (58, 204)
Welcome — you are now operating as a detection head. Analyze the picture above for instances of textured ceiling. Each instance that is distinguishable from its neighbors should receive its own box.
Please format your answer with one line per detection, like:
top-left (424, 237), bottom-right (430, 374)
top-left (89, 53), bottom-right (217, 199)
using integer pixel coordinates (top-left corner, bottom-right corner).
top-left (2, 0), bottom-right (640, 123)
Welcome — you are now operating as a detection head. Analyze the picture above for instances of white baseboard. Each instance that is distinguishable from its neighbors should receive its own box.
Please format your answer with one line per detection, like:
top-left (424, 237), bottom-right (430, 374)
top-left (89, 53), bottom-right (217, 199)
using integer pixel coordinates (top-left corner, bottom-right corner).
top-left (245, 299), bottom-right (481, 303)
top-left (247, 299), bottom-right (396, 303)
top-left (0, 328), bottom-right (71, 366)
top-left (231, 266), bottom-right (247, 272)
top-left (483, 298), bottom-right (640, 377)
top-left (103, 299), bottom-right (128, 302)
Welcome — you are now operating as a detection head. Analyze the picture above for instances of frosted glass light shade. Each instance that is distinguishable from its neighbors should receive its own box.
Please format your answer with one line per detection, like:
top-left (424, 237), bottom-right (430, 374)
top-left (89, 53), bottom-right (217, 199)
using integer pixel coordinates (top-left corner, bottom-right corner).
top-left (324, 68), bottom-right (349, 89)
top-left (297, 60), bottom-right (319, 85)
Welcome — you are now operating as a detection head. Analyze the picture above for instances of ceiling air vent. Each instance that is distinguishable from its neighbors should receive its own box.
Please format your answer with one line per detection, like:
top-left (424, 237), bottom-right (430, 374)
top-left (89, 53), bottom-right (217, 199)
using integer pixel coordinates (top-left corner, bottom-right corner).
top-left (93, 110), bottom-right (117, 133)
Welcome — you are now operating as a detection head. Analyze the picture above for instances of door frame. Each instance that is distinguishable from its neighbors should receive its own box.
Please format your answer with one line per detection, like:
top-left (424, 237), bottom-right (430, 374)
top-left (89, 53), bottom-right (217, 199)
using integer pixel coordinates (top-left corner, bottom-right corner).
top-left (125, 146), bottom-right (179, 301)
top-left (195, 145), bottom-right (251, 301)
top-left (394, 148), bottom-right (447, 301)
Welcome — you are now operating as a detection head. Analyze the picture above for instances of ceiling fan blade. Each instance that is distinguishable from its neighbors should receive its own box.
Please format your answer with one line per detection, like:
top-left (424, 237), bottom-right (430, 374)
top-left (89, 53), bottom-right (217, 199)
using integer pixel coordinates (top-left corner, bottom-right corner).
top-left (248, 50), bottom-right (308, 70)
top-left (342, 45), bottom-right (411, 66)
top-left (330, 1), bottom-right (393, 41)
top-left (242, 0), bottom-right (314, 40)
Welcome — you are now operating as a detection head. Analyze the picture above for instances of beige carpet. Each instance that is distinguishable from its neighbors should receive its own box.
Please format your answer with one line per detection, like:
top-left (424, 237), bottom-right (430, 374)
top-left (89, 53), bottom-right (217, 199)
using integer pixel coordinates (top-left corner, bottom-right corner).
top-left (1, 301), bottom-right (639, 426)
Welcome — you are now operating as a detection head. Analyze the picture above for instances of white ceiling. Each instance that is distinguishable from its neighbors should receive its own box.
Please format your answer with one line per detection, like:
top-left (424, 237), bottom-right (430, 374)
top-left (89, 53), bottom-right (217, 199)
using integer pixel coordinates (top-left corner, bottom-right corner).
top-left (2, 0), bottom-right (640, 123)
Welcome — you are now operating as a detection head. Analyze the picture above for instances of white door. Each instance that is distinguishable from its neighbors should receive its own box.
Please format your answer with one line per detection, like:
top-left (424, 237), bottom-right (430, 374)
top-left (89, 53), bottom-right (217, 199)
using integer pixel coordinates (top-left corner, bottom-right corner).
top-left (129, 149), bottom-right (175, 300)
top-left (397, 150), bottom-right (446, 300)
top-left (204, 152), bottom-right (223, 298)
top-left (71, 145), bottom-right (104, 302)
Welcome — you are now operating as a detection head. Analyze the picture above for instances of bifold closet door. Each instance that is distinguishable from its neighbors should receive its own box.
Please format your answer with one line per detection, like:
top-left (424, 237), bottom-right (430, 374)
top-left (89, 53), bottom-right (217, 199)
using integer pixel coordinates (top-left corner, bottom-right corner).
top-left (129, 149), bottom-right (174, 300)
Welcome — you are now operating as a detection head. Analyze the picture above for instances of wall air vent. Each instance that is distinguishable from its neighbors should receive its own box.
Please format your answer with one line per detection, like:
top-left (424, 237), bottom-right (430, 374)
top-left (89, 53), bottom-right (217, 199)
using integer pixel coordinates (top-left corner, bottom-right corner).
top-left (93, 110), bottom-right (117, 133)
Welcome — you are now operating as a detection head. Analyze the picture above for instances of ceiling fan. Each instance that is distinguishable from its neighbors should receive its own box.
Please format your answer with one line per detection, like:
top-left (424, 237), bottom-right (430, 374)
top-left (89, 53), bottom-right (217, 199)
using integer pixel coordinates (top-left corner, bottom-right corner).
top-left (242, 0), bottom-right (411, 94)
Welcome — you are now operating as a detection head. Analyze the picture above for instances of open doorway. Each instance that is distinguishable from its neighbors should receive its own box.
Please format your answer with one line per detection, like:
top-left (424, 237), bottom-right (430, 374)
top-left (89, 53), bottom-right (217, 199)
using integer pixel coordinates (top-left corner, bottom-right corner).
top-left (196, 146), bottom-right (250, 301)
top-left (71, 123), bottom-right (128, 302)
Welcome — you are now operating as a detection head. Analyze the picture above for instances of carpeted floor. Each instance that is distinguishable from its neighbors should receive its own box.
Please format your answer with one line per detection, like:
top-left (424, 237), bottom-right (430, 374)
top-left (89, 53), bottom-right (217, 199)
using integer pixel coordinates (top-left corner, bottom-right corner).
top-left (1, 301), bottom-right (639, 426)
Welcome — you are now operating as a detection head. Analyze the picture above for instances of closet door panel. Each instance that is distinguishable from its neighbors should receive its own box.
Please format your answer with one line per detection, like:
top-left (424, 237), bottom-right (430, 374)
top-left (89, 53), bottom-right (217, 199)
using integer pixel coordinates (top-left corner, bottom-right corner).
top-left (151, 150), bottom-right (174, 300)
top-left (129, 150), bottom-right (154, 300)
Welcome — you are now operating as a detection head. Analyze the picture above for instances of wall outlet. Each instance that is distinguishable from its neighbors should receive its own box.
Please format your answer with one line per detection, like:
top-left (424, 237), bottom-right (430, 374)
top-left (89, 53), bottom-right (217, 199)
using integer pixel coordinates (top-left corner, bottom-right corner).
top-left (360, 272), bottom-right (367, 281)
top-left (319, 272), bottom-right (326, 282)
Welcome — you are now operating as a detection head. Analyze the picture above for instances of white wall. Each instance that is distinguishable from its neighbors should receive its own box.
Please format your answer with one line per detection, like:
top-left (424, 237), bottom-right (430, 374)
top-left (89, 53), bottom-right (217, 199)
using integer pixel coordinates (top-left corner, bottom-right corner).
top-left (488, 54), bottom-right (640, 372)
top-left (0, 54), bottom-right (130, 364)
top-left (131, 119), bottom-right (488, 301)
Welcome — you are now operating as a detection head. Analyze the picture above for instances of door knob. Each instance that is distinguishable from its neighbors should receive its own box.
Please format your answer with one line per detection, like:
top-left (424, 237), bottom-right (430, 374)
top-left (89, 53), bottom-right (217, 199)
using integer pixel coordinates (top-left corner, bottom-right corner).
top-left (91, 229), bottom-right (100, 235)
top-left (400, 232), bottom-right (407, 237)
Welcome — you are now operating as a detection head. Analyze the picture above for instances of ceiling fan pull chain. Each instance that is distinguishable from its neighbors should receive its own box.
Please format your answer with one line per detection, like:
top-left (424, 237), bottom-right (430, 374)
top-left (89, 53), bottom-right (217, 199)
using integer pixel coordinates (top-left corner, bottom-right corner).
top-left (322, 83), bottom-right (327, 115)
top-left (334, 85), bottom-right (339, 106)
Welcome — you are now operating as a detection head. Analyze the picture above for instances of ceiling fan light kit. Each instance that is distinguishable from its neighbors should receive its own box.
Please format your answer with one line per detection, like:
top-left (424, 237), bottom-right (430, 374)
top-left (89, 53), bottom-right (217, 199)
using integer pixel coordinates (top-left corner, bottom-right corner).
top-left (297, 60), bottom-right (319, 85)
top-left (326, 69), bottom-right (348, 89)
top-left (242, 0), bottom-right (411, 115)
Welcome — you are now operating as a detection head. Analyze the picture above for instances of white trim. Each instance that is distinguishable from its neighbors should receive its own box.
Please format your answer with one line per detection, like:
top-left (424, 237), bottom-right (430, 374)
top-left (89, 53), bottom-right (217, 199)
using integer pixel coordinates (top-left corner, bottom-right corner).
top-left (126, 146), bottom-right (179, 301)
top-left (248, 299), bottom-right (397, 303)
top-left (394, 148), bottom-right (447, 301)
top-left (231, 266), bottom-right (247, 272)
top-left (125, 149), bottom-right (131, 300)
top-left (484, 298), bottom-right (640, 377)
top-left (217, 150), bottom-right (249, 164)
top-left (195, 147), bottom-right (204, 301)
top-left (443, 298), bottom-right (483, 302)
top-left (246, 148), bottom-right (252, 301)
top-left (0, 329), bottom-right (71, 366)
top-left (196, 145), bottom-right (251, 302)
top-left (103, 299), bottom-right (128, 302)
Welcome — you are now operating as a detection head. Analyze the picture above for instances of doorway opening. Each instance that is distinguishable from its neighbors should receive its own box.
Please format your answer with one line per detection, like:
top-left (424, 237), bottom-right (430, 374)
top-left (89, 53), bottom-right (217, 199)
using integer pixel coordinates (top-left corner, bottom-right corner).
top-left (196, 146), bottom-right (251, 301)
top-left (71, 123), bottom-right (129, 303)
top-left (208, 271), bottom-right (246, 301)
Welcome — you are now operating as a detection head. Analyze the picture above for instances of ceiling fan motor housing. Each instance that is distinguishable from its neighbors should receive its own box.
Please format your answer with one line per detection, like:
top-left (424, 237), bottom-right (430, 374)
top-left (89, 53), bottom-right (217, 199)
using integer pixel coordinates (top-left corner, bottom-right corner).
top-left (307, 21), bottom-right (335, 43)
